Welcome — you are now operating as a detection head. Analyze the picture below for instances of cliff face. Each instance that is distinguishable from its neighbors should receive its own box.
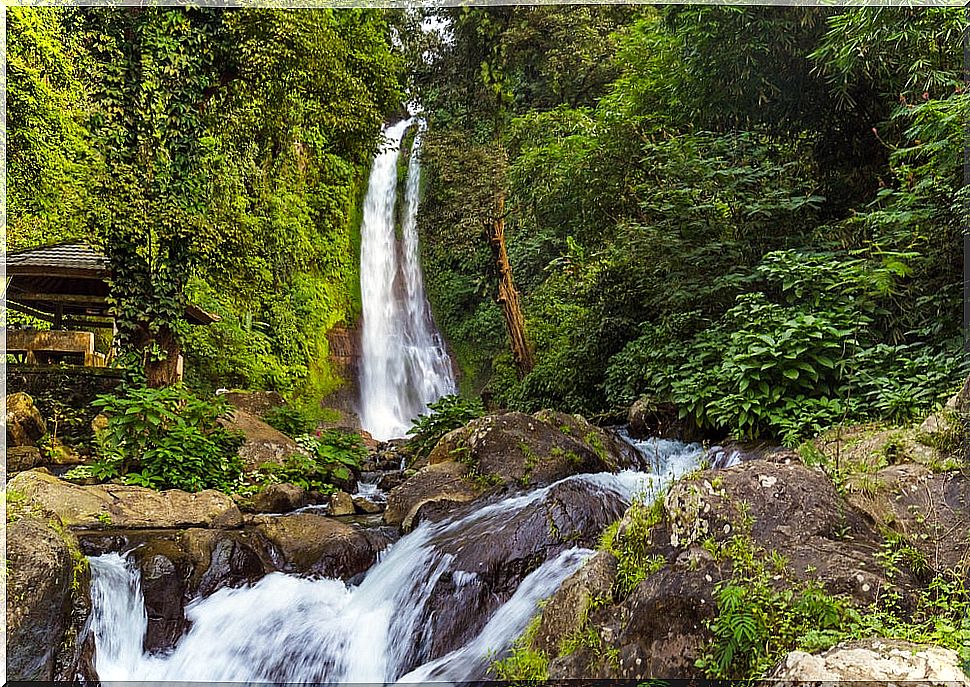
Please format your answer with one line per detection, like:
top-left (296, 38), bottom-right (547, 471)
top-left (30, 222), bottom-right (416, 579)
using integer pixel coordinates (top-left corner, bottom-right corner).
top-left (323, 322), bottom-right (363, 428)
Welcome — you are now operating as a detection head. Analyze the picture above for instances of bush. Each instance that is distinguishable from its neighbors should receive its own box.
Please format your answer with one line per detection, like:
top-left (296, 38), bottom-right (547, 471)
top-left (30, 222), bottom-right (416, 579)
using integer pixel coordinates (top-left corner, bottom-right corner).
top-left (252, 430), bottom-right (367, 494)
top-left (263, 404), bottom-right (320, 438)
top-left (67, 384), bottom-right (243, 492)
top-left (605, 251), bottom-right (969, 445)
top-left (405, 394), bottom-right (485, 461)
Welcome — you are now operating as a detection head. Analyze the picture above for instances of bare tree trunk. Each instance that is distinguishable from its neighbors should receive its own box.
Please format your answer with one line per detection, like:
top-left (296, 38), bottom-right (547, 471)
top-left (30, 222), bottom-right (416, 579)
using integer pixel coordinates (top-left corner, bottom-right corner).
top-left (487, 190), bottom-right (533, 377)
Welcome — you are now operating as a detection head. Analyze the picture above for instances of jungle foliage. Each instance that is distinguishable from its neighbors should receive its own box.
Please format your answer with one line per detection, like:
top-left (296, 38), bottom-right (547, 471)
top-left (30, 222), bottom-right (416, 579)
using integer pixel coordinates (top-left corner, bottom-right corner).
top-left (411, 6), bottom-right (968, 444)
top-left (7, 6), bottom-right (403, 400)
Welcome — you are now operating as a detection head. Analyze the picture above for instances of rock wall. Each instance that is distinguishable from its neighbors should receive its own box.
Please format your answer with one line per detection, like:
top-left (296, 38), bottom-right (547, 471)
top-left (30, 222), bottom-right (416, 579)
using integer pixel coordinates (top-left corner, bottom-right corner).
top-left (322, 323), bottom-right (362, 428)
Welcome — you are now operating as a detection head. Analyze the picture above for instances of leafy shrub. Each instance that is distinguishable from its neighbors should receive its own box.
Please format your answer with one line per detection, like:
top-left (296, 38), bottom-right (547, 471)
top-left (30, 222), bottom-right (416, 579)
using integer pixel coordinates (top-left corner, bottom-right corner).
top-left (66, 384), bottom-right (243, 492)
top-left (406, 394), bottom-right (485, 461)
top-left (263, 404), bottom-right (320, 438)
top-left (606, 250), bottom-right (969, 445)
top-left (253, 430), bottom-right (367, 494)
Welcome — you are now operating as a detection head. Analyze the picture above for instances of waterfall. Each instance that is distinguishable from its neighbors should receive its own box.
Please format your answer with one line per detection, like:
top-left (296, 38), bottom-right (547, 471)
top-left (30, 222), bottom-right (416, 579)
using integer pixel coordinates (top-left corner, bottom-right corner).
top-left (86, 439), bottom-right (706, 684)
top-left (358, 118), bottom-right (456, 441)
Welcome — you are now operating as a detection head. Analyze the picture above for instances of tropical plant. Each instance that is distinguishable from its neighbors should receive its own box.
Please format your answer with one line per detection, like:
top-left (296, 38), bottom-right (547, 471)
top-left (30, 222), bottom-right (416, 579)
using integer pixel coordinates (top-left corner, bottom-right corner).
top-left (67, 384), bottom-right (243, 492)
top-left (406, 394), bottom-right (486, 461)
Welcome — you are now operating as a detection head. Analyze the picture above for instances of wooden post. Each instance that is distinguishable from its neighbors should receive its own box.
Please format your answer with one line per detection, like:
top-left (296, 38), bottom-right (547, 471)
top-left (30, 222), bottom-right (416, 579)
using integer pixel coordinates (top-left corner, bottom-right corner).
top-left (487, 190), bottom-right (534, 377)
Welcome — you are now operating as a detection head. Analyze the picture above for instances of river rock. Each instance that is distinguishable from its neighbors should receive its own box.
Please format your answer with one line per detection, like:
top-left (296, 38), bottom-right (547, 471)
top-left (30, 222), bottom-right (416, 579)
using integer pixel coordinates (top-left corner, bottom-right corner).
top-left (416, 476), bottom-right (629, 661)
top-left (219, 408), bottom-right (305, 471)
top-left (6, 511), bottom-right (91, 681)
top-left (246, 482), bottom-right (307, 514)
top-left (7, 445), bottom-right (44, 473)
top-left (384, 461), bottom-right (482, 530)
top-left (353, 496), bottom-right (383, 514)
top-left (766, 639), bottom-right (970, 684)
top-left (252, 513), bottom-right (378, 579)
top-left (8, 470), bottom-right (243, 529)
top-left (130, 538), bottom-right (189, 652)
top-left (330, 490), bottom-right (356, 516)
top-left (6, 392), bottom-right (48, 447)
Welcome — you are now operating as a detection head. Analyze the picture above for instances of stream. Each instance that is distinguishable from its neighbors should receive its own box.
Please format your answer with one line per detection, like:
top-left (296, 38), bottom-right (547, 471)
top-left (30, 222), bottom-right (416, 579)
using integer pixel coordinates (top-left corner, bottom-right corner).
top-left (87, 437), bottom-right (706, 683)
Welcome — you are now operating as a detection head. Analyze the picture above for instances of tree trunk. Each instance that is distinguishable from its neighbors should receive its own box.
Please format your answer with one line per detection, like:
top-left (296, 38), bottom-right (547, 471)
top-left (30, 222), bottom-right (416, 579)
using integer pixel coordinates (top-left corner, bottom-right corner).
top-left (143, 325), bottom-right (182, 388)
top-left (487, 190), bottom-right (534, 378)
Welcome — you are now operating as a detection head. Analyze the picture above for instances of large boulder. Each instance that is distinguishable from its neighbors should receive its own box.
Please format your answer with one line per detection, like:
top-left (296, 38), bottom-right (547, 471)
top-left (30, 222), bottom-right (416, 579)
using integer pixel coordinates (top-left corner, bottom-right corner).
top-left (7, 470), bottom-right (242, 529)
top-left (517, 459), bottom-right (923, 680)
top-left (412, 476), bottom-right (629, 663)
top-left (844, 464), bottom-right (970, 572)
top-left (6, 510), bottom-right (91, 681)
top-left (390, 411), bottom-right (632, 529)
top-left (240, 482), bottom-right (308, 514)
top-left (221, 391), bottom-right (285, 419)
top-left (251, 513), bottom-right (379, 579)
top-left (766, 639), bottom-right (970, 685)
top-left (219, 408), bottom-right (304, 471)
top-left (6, 392), bottom-right (48, 447)
top-left (440, 411), bottom-right (624, 484)
top-left (384, 461), bottom-right (482, 530)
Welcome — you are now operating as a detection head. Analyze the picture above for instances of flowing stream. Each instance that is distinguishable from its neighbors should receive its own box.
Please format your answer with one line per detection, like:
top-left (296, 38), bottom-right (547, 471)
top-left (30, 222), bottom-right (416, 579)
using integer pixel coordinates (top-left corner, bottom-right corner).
top-left (358, 119), bottom-right (456, 441)
top-left (87, 438), bottom-right (706, 684)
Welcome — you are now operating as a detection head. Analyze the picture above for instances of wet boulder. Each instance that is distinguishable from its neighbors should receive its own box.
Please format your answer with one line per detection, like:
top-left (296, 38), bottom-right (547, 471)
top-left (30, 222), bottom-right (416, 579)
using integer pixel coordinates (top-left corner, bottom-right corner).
top-left (384, 461), bottom-right (483, 530)
top-left (389, 410), bottom-right (631, 530)
top-left (130, 538), bottom-right (190, 652)
top-left (437, 411), bottom-right (623, 486)
top-left (416, 475), bottom-right (629, 661)
top-left (6, 510), bottom-right (91, 681)
top-left (251, 513), bottom-right (378, 579)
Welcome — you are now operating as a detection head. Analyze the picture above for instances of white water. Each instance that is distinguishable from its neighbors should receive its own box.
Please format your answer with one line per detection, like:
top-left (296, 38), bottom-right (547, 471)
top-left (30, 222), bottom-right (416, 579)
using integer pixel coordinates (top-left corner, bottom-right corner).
top-left (87, 437), bottom-right (707, 684)
top-left (359, 119), bottom-right (456, 441)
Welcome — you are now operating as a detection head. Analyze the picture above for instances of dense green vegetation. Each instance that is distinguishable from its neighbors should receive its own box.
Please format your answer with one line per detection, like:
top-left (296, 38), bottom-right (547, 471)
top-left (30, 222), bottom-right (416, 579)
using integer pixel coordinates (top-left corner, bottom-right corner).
top-left (64, 384), bottom-right (244, 492)
top-left (8, 6), bottom-right (403, 405)
top-left (412, 6), bottom-right (967, 444)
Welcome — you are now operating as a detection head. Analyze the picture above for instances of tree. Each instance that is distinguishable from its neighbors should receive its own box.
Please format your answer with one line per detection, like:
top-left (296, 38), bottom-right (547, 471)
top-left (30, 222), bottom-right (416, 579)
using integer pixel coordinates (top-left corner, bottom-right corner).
top-left (82, 7), bottom-right (230, 386)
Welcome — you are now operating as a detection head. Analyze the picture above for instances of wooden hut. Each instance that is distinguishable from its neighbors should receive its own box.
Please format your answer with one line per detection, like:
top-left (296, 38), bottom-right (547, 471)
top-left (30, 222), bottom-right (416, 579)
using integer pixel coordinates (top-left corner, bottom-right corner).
top-left (4, 243), bottom-right (218, 372)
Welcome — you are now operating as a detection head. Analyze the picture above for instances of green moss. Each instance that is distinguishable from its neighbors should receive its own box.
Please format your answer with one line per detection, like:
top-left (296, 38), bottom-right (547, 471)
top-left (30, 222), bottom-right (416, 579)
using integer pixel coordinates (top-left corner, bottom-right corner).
top-left (599, 495), bottom-right (667, 598)
top-left (585, 432), bottom-right (609, 463)
top-left (47, 515), bottom-right (89, 595)
top-left (490, 615), bottom-right (549, 681)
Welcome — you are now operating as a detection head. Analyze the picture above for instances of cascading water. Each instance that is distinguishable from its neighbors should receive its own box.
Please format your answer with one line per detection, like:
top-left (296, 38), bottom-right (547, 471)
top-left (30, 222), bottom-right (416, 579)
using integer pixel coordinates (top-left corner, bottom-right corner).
top-left (86, 438), bottom-right (707, 684)
top-left (358, 119), bottom-right (456, 441)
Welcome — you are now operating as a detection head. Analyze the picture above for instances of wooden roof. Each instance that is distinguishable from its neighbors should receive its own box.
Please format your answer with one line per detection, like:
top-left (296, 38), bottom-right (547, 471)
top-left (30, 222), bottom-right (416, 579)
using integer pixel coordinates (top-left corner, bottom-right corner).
top-left (5, 243), bottom-right (220, 326)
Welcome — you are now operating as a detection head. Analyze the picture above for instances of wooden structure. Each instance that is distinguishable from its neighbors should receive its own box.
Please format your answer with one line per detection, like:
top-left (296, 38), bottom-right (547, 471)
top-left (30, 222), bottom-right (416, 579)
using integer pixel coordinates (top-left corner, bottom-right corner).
top-left (4, 243), bottom-right (219, 371)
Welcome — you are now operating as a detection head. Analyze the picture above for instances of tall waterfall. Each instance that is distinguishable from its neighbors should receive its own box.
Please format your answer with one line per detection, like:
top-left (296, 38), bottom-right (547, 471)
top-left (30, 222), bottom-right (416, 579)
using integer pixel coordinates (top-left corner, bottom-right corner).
top-left (86, 440), bottom-right (707, 684)
top-left (358, 118), bottom-right (456, 441)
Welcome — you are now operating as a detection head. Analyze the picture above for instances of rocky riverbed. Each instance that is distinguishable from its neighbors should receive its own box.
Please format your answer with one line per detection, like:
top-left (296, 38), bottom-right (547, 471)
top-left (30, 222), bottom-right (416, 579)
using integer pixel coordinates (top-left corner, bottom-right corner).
top-left (5, 395), bottom-right (969, 684)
